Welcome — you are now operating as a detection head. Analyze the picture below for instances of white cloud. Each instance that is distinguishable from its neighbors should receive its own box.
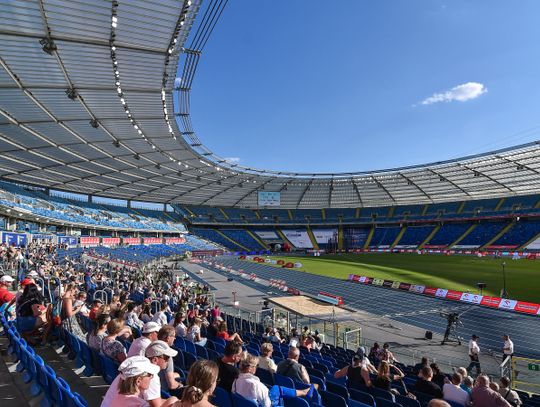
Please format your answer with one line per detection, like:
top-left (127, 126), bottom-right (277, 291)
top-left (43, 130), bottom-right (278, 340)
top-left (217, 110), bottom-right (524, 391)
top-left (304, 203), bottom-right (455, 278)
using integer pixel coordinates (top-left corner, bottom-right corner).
top-left (420, 82), bottom-right (487, 105)
top-left (224, 157), bottom-right (241, 163)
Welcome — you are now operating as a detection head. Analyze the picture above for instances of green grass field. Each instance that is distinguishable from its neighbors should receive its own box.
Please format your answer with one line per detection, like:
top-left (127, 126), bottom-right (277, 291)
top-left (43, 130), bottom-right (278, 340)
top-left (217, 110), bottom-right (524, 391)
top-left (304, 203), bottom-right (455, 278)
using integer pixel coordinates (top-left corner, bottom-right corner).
top-left (256, 253), bottom-right (540, 303)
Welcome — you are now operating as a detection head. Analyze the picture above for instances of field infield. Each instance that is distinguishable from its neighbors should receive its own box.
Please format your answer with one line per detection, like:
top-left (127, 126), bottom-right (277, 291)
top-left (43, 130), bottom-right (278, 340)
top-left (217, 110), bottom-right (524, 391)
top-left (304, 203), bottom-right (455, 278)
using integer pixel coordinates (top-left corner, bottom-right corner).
top-left (253, 253), bottom-right (540, 303)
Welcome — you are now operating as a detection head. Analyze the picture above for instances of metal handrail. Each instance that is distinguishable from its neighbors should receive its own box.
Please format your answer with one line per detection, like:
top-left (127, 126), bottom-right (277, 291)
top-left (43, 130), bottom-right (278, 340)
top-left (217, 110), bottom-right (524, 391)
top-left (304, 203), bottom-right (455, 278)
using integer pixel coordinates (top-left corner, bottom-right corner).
top-left (93, 289), bottom-right (109, 305)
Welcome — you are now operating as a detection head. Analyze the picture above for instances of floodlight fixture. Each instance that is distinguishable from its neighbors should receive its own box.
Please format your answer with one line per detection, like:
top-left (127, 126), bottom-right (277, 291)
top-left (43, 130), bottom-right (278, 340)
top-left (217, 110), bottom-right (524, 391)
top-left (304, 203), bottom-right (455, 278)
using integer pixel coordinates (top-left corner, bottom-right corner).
top-left (39, 38), bottom-right (57, 55)
top-left (65, 88), bottom-right (77, 100)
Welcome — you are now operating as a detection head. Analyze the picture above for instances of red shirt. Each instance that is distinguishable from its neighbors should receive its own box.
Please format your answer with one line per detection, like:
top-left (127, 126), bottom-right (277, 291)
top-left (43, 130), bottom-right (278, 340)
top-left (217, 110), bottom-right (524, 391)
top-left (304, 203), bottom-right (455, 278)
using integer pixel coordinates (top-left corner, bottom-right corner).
top-left (217, 331), bottom-right (230, 340)
top-left (89, 305), bottom-right (100, 321)
top-left (0, 287), bottom-right (15, 305)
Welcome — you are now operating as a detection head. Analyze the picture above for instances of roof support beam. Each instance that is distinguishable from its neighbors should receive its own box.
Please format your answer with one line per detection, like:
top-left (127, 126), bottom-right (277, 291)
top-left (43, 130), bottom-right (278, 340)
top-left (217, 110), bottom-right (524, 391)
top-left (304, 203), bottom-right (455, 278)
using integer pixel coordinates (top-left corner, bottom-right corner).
top-left (296, 179), bottom-right (313, 208)
top-left (398, 173), bottom-right (434, 202)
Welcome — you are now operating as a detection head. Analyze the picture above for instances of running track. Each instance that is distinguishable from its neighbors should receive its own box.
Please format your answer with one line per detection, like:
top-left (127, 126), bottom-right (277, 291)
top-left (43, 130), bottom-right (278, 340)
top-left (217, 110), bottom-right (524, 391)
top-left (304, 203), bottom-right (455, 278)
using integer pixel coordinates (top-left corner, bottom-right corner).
top-left (205, 258), bottom-right (540, 359)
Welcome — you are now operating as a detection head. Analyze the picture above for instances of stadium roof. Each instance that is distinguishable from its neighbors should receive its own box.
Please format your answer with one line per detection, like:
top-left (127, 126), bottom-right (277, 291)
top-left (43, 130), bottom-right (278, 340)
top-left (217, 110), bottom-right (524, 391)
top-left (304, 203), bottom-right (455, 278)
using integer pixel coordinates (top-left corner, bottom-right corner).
top-left (1, 0), bottom-right (540, 209)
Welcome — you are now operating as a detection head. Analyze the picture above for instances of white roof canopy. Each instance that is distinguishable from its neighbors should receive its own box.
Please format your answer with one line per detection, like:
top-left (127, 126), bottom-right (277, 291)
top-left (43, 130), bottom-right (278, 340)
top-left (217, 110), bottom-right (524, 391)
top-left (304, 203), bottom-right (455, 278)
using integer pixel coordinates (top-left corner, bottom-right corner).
top-left (1, 0), bottom-right (539, 208)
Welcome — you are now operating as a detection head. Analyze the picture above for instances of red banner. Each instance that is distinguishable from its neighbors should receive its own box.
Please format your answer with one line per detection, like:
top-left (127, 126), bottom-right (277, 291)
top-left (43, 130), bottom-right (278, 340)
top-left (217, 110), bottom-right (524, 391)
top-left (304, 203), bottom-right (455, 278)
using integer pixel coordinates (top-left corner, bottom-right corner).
top-left (514, 301), bottom-right (540, 315)
top-left (123, 237), bottom-right (140, 245)
top-left (165, 237), bottom-right (186, 244)
top-left (80, 237), bottom-right (99, 246)
top-left (143, 237), bottom-right (162, 245)
top-left (102, 237), bottom-right (120, 246)
top-left (398, 283), bottom-right (411, 291)
top-left (480, 296), bottom-right (502, 308)
top-left (424, 287), bottom-right (438, 296)
top-left (446, 290), bottom-right (464, 301)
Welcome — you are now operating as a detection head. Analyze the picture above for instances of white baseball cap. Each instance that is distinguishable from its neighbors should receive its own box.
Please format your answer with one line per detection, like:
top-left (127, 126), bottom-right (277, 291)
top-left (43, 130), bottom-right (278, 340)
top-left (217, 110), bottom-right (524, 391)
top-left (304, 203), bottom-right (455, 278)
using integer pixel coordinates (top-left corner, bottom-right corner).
top-left (27, 270), bottom-right (39, 277)
top-left (145, 340), bottom-right (178, 358)
top-left (118, 356), bottom-right (160, 378)
top-left (142, 321), bottom-right (161, 334)
top-left (0, 275), bottom-right (14, 284)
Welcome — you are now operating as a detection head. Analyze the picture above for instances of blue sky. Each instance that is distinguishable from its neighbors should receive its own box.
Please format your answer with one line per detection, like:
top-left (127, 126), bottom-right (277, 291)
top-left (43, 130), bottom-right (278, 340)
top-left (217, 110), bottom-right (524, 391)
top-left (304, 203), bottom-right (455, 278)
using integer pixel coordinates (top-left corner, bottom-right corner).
top-left (186, 0), bottom-right (540, 173)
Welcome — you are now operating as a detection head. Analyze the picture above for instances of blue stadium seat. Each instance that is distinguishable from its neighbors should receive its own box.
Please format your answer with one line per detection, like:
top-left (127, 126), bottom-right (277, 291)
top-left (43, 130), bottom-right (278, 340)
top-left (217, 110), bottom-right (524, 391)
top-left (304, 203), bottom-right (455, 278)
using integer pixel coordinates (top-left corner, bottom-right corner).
top-left (320, 390), bottom-right (348, 407)
top-left (275, 374), bottom-right (295, 388)
top-left (255, 367), bottom-right (274, 386)
top-left (206, 348), bottom-right (221, 362)
top-left (309, 375), bottom-right (326, 392)
top-left (195, 343), bottom-right (208, 359)
top-left (376, 397), bottom-right (403, 407)
top-left (99, 354), bottom-right (119, 384)
top-left (184, 352), bottom-right (198, 369)
top-left (395, 394), bottom-right (421, 407)
top-left (211, 386), bottom-right (232, 407)
top-left (283, 397), bottom-right (310, 407)
top-left (326, 381), bottom-right (349, 400)
top-left (231, 392), bottom-right (259, 407)
top-left (372, 386), bottom-right (395, 401)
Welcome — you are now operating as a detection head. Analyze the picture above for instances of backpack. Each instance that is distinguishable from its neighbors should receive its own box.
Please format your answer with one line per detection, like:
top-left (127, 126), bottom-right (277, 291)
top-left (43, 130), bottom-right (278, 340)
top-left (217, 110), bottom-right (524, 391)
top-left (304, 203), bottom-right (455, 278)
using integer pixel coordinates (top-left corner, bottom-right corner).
top-left (51, 298), bottom-right (62, 326)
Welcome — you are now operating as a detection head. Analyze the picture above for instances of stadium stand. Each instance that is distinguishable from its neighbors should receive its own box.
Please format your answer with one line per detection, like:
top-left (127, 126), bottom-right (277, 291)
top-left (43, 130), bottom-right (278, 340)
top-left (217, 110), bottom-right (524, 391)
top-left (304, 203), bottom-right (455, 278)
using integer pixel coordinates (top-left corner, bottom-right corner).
top-left (490, 219), bottom-right (540, 248)
top-left (368, 226), bottom-right (402, 247)
top-left (455, 222), bottom-right (508, 247)
top-left (395, 225), bottom-right (435, 247)
top-left (424, 223), bottom-right (471, 247)
top-left (0, 181), bottom-right (185, 233)
top-left (220, 230), bottom-right (267, 251)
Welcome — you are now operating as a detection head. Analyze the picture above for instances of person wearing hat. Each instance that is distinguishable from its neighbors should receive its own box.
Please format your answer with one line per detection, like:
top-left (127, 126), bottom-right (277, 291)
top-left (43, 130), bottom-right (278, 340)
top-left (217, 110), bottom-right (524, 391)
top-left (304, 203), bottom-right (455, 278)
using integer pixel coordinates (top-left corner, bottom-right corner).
top-left (127, 321), bottom-right (161, 358)
top-left (0, 275), bottom-right (15, 306)
top-left (107, 356), bottom-right (160, 407)
top-left (467, 334), bottom-right (481, 376)
top-left (101, 340), bottom-right (178, 407)
top-left (334, 346), bottom-right (377, 389)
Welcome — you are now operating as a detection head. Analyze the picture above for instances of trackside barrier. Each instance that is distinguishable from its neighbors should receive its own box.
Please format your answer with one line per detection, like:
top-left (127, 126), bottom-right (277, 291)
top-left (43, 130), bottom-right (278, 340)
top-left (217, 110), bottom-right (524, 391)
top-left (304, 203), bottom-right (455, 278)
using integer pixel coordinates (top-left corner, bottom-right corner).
top-left (511, 356), bottom-right (540, 394)
top-left (348, 274), bottom-right (540, 316)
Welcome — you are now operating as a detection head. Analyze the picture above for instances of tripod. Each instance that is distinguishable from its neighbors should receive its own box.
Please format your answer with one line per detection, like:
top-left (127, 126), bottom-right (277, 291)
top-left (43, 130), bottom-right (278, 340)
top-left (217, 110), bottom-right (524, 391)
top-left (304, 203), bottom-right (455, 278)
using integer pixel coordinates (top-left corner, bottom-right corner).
top-left (441, 312), bottom-right (462, 345)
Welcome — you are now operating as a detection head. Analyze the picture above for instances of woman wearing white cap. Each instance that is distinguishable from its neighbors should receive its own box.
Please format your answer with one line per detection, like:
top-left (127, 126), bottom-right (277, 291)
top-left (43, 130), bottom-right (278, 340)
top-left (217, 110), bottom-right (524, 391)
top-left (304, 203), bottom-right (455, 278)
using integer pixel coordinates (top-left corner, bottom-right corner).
top-left (108, 356), bottom-right (160, 407)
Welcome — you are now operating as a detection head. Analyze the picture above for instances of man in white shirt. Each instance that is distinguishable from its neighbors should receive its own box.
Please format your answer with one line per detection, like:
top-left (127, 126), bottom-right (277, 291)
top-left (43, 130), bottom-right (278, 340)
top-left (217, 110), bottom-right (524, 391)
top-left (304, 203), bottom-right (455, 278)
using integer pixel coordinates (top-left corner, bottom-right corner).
top-left (151, 301), bottom-right (169, 327)
top-left (443, 372), bottom-right (470, 406)
top-left (233, 354), bottom-right (312, 407)
top-left (467, 334), bottom-right (481, 376)
top-left (101, 340), bottom-right (178, 407)
top-left (502, 334), bottom-right (514, 363)
top-left (127, 321), bottom-right (160, 357)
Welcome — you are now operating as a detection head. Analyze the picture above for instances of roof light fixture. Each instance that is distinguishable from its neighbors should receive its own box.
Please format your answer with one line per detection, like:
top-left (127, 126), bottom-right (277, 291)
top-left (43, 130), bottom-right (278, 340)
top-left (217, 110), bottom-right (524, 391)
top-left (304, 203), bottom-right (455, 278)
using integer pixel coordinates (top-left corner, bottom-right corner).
top-left (39, 38), bottom-right (57, 55)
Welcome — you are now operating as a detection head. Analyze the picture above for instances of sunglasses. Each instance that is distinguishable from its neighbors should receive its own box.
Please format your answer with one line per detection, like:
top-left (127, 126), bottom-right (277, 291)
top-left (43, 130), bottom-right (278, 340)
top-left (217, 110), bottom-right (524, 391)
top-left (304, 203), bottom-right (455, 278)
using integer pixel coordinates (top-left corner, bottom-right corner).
top-left (159, 355), bottom-right (171, 361)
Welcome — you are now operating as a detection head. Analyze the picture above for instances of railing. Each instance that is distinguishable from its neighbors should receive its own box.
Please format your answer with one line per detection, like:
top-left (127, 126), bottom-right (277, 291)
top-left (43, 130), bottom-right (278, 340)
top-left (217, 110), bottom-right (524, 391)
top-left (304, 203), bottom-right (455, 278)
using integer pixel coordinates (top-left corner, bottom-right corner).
top-left (92, 289), bottom-right (109, 305)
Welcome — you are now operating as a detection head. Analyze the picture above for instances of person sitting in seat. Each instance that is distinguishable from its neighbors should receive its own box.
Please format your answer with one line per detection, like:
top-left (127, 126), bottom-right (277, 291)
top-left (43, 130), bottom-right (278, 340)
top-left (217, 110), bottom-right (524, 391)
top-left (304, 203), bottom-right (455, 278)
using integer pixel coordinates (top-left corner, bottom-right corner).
top-left (175, 359), bottom-right (219, 407)
top-left (442, 372), bottom-right (470, 406)
top-left (217, 340), bottom-right (243, 392)
top-left (101, 340), bottom-right (179, 407)
top-left (14, 282), bottom-right (50, 341)
top-left (276, 347), bottom-right (310, 384)
top-left (414, 366), bottom-right (443, 399)
top-left (334, 346), bottom-right (376, 389)
top-left (187, 317), bottom-right (207, 347)
top-left (217, 321), bottom-right (244, 343)
top-left (233, 354), bottom-right (316, 407)
top-left (128, 322), bottom-right (160, 357)
top-left (258, 342), bottom-right (277, 374)
top-left (373, 360), bottom-right (404, 395)
top-left (88, 313), bottom-right (111, 351)
top-left (108, 355), bottom-right (160, 407)
top-left (101, 318), bottom-right (129, 363)
top-left (172, 311), bottom-right (187, 338)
